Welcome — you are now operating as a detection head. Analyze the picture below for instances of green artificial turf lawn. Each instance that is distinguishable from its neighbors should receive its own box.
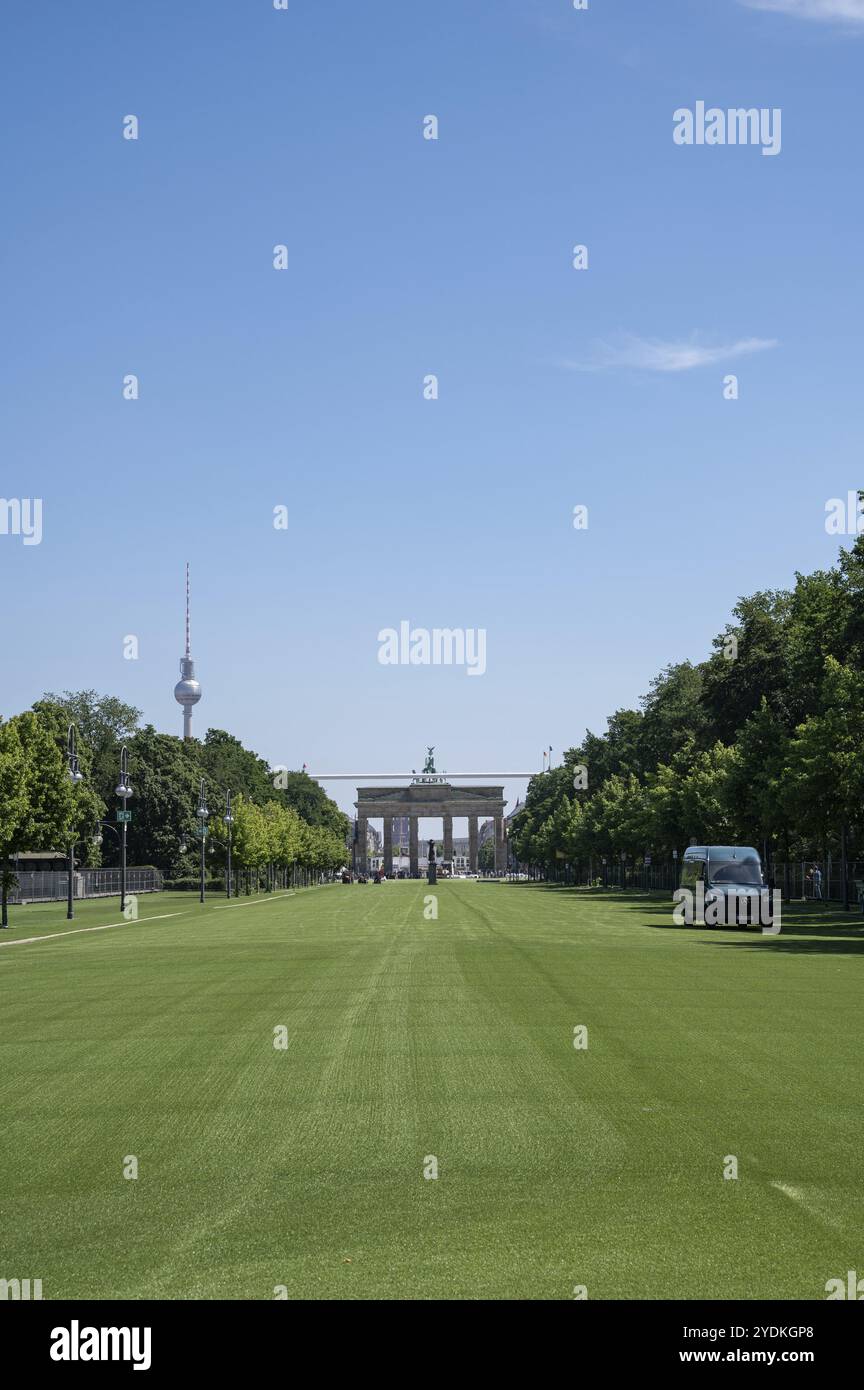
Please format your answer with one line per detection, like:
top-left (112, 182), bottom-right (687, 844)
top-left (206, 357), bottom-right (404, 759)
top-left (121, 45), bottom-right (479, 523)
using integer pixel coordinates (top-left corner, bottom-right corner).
top-left (1, 882), bottom-right (862, 1300)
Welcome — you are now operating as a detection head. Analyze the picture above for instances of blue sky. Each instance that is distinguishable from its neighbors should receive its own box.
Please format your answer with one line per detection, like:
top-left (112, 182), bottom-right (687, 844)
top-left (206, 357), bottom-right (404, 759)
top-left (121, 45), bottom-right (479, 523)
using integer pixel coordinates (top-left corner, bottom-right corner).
top-left (1, 0), bottom-right (862, 822)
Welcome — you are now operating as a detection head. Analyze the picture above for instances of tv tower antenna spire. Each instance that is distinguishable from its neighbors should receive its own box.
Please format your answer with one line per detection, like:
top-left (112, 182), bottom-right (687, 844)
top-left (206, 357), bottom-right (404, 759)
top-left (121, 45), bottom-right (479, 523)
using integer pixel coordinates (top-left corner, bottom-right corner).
top-left (174, 562), bottom-right (202, 739)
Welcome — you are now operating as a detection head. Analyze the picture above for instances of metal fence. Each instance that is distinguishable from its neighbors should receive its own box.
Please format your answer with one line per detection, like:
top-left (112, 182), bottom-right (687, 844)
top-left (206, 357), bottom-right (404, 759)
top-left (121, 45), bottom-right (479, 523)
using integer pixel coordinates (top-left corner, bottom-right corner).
top-left (773, 861), bottom-right (864, 906)
top-left (220, 866), bottom-right (333, 896)
top-left (585, 862), bottom-right (680, 893)
top-left (513, 862), bottom-right (680, 892)
top-left (512, 859), bottom-right (864, 906)
top-left (7, 868), bottom-right (163, 904)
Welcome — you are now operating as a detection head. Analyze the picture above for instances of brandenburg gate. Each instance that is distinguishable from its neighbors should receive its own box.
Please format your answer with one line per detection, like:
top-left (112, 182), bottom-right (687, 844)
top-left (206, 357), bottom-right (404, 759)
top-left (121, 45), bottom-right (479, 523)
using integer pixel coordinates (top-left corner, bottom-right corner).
top-left (355, 754), bottom-right (506, 876)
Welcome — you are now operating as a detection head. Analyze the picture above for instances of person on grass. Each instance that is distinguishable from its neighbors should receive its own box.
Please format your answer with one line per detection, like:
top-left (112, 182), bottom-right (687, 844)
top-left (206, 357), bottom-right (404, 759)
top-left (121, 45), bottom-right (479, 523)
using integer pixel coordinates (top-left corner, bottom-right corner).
top-left (810, 865), bottom-right (823, 901)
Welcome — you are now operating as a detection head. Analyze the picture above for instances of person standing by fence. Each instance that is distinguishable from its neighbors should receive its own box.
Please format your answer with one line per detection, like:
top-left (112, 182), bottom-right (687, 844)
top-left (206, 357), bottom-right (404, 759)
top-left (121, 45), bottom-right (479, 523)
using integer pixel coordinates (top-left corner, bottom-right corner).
top-left (810, 865), bottom-right (823, 901)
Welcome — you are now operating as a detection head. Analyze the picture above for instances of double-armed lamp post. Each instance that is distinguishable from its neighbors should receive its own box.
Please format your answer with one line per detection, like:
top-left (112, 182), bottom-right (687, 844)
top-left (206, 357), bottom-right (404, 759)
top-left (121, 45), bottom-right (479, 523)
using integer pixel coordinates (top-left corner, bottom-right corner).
top-left (115, 746), bottom-right (133, 913)
top-left (66, 724), bottom-right (84, 920)
top-left (225, 789), bottom-right (234, 899)
top-left (198, 779), bottom-right (208, 903)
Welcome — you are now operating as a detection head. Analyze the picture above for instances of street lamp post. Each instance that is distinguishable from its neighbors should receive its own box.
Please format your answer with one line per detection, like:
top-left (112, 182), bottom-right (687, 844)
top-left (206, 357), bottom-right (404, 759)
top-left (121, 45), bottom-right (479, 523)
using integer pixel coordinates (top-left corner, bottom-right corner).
top-left (115, 746), bottom-right (133, 913)
top-left (66, 724), bottom-right (84, 920)
top-left (225, 789), bottom-right (234, 899)
top-left (198, 779), bottom-right (208, 904)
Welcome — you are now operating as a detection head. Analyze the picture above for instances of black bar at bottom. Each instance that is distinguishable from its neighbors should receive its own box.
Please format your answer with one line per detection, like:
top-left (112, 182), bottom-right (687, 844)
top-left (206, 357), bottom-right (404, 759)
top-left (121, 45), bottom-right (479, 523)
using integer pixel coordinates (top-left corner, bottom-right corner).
top-left (4, 1298), bottom-right (859, 1374)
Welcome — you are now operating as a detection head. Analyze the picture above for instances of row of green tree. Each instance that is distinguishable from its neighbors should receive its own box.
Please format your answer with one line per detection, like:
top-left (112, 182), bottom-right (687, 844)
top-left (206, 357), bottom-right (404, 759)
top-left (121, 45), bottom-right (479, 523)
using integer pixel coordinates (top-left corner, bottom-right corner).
top-left (201, 794), bottom-right (346, 890)
top-left (0, 691), bottom-right (350, 918)
top-left (511, 525), bottom-right (864, 872)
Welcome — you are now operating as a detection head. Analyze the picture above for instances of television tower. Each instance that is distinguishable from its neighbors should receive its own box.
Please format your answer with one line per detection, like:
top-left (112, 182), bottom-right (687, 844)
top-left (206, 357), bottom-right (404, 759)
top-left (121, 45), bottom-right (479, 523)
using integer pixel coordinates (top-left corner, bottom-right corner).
top-left (174, 562), bottom-right (202, 740)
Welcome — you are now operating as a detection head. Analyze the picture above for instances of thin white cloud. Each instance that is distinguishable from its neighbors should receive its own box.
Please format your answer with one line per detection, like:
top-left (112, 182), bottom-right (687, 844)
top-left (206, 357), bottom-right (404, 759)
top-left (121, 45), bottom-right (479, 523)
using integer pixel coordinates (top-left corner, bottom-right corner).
top-left (564, 333), bottom-right (778, 374)
top-left (739, 0), bottom-right (864, 23)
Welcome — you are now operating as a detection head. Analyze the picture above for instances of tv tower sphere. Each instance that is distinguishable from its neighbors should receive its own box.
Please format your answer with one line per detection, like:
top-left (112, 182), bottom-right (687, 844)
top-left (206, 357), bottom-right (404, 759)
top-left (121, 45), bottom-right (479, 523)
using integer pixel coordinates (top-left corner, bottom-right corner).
top-left (174, 563), bottom-right (202, 739)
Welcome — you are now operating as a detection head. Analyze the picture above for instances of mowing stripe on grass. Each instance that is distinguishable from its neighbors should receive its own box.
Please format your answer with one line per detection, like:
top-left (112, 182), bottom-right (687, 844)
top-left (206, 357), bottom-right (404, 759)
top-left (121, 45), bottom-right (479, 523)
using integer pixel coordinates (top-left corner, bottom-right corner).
top-left (0, 911), bottom-right (187, 948)
top-left (212, 893), bottom-right (295, 910)
top-left (2, 883), bottom-right (860, 1299)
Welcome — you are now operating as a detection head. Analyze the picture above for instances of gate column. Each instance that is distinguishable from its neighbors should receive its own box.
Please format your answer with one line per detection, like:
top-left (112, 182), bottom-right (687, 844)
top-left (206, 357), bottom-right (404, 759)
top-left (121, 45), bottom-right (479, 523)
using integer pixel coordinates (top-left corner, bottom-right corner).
top-left (383, 817), bottom-right (393, 876)
top-left (494, 815), bottom-right (506, 873)
top-left (468, 816), bottom-right (478, 872)
top-left (409, 816), bottom-right (419, 877)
